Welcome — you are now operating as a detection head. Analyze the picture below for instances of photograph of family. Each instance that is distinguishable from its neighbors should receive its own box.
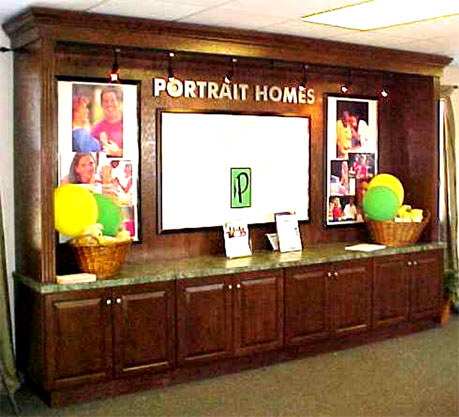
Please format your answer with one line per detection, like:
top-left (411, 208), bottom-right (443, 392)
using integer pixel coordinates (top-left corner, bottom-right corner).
top-left (58, 80), bottom-right (140, 239)
top-left (326, 95), bottom-right (378, 226)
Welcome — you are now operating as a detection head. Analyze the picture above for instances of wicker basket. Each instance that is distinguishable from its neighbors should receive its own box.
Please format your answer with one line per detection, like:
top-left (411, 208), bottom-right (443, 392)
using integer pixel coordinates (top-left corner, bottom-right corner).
top-left (70, 235), bottom-right (132, 278)
top-left (365, 210), bottom-right (430, 247)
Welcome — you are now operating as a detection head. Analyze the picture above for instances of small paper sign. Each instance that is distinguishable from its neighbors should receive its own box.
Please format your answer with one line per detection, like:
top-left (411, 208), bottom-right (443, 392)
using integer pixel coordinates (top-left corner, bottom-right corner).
top-left (275, 212), bottom-right (302, 253)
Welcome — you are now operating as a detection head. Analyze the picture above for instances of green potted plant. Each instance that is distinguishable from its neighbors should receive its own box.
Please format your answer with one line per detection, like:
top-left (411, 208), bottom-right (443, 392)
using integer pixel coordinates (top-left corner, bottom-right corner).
top-left (441, 268), bottom-right (459, 325)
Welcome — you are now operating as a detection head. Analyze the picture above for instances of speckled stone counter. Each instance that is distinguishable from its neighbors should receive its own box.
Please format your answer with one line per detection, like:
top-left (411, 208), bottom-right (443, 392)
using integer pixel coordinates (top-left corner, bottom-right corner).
top-left (15, 241), bottom-right (446, 294)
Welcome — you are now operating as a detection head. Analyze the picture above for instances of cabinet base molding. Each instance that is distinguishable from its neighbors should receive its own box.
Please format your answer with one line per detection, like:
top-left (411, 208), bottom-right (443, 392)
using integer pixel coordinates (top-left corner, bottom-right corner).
top-left (29, 318), bottom-right (438, 407)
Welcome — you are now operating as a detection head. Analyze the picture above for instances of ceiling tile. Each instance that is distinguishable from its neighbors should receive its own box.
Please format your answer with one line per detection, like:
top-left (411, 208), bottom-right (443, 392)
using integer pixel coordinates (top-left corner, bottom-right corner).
top-left (372, 13), bottom-right (459, 39)
top-left (261, 19), bottom-right (352, 39)
top-left (391, 40), bottom-right (452, 56)
top-left (426, 36), bottom-right (459, 57)
top-left (177, 5), bottom-right (284, 29)
top-left (90, 0), bottom-right (209, 20)
top-left (0, 0), bottom-right (101, 22)
top-left (332, 30), bottom-right (416, 48)
top-left (202, 0), bottom-right (358, 18)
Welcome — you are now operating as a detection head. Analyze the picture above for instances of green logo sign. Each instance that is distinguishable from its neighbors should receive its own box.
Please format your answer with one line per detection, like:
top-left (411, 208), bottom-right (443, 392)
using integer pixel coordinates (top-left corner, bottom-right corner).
top-left (231, 168), bottom-right (251, 208)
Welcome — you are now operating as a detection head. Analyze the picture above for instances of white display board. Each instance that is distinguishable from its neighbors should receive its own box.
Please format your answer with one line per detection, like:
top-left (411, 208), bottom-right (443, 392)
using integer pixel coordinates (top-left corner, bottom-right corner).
top-left (159, 111), bottom-right (310, 231)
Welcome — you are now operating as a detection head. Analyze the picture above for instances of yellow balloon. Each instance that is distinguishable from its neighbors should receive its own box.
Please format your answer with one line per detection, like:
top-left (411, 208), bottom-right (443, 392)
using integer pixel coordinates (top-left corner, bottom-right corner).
top-left (368, 174), bottom-right (404, 206)
top-left (54, 185), bottom-right (98, 237)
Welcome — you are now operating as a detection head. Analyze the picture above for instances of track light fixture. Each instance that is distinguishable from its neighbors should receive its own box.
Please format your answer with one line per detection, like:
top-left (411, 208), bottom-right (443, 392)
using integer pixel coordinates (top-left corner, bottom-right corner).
top-left (299, 64), bottom-right (309, 91)
top-left (223, 58), bottom-right (237, 84)
top-left (167, 52), bottom-right (176, 82)
top-left (380, 73), bottom-right (390, 99)
top-left (109, 47), bottom-right (120, 84)
top-left (340, 70), bottom-right (352, 94)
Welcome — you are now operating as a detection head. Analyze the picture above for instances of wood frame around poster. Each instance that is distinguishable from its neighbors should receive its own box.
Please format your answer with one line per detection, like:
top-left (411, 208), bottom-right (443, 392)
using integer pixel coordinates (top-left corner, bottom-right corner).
top-left (324, 94), bottom-right (379, 228)
top-left (56, 76), bottom-right (142, 242)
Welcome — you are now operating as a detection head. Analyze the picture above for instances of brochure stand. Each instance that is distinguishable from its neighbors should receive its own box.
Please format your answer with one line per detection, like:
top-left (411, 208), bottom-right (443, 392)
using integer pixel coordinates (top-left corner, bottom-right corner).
top-left (223, 220), bottom-right (252, 258)
top-left (275, 212), bottom-right (302, 253)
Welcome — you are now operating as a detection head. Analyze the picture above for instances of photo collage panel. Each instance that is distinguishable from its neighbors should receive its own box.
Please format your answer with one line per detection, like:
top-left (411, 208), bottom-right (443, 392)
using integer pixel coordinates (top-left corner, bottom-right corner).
top-left (326, 96), bottom-right (378, 226)
top-left (58, 80), bottom-right (140, 240)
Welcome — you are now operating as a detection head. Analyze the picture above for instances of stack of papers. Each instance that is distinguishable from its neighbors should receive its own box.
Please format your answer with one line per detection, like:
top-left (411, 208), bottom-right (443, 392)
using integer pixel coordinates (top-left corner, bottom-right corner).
top-left (56, 273), bottom-right (97, 284)
top-left (345, 243), bottom-right (386, 252)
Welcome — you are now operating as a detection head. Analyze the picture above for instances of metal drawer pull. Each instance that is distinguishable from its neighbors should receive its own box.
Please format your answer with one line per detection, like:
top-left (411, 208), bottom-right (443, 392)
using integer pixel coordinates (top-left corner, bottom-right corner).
top-left (407, 261), bottom-right (413, 266)
top-left (106, 299), bottom-right (112, 305)
top-left (236, 283), bottom-right (241, 289)
top-left (116, 298), bottom-right (122, 304)
top-left (228, 284), bottom-right (233, 290)
top-left (327, 272), bottom-right (332, 277)
top-left (334, 271), bottom-right (339, 277)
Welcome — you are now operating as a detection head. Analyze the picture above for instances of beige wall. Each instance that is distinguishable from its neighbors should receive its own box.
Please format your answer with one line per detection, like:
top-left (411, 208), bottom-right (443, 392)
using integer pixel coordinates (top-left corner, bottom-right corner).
top-left (441, 64), bottom-right (459, 264)
top-left (0, 29), bottom-right (14, 336)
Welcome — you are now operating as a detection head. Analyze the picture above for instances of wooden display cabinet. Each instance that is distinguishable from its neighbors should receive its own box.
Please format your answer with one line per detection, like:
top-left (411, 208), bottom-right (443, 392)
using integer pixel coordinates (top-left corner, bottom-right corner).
top-left (285, 264), bottom-right (331, 345)
top-left (176, 274), bottom-right (233, 364)
top-left (373, 250), bottom-right (443, 328)
top-left (330, 260), bottom-right (373, 337)
top-left (177, 269), bottom-right (284, 364)
top-left (285, 259), bottom-right (372, 346)
top-left (373, 254), bottom-right (410, 329)
top-left (44, 282), bottom-right (175, 390)
top-left (407, 250), bottom-right (443, 321)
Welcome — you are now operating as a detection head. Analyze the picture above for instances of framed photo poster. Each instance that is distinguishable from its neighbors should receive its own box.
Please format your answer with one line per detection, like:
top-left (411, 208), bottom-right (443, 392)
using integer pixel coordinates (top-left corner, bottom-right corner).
top-left (57, 79), bottom-right (140, 241)
top-left (325, 95), bottom-right (378, 227)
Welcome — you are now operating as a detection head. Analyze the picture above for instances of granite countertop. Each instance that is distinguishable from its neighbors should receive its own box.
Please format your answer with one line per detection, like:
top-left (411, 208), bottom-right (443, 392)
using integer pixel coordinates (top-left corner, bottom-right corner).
top-left (15, 241), bottom-right (446, 294)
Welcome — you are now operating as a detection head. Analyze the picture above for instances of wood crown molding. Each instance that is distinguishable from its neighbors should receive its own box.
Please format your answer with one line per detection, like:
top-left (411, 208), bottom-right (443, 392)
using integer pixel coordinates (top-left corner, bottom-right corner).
top-left (2, 7), bottom-right (453, 77)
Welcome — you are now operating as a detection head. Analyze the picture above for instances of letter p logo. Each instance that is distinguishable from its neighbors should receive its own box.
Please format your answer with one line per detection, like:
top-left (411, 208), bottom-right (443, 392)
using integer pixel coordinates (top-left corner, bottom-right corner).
top-left (231, 168), bottom-right (251, 208)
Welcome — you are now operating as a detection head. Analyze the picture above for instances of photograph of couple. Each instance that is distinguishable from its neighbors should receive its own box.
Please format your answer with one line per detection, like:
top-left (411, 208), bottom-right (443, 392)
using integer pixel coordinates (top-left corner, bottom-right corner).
top-left (71, 84), bottom-right (124, 157)
top-left (335, 99), bottom-right (375, 159)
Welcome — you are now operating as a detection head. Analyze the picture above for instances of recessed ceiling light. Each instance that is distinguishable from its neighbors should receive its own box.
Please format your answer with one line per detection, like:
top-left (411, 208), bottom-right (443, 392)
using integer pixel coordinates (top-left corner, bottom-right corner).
top-left (301, 0), bottom-right (459, 31)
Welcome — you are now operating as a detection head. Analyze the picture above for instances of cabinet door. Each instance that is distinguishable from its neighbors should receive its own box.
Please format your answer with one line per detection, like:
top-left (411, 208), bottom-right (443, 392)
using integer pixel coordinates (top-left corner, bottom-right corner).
top-left (45, 289), bottom-right (113, 389)
top-left (112, 282), bottom-right (175, 377)
top-left (285, 265), bottom-right (331, 345)
top-left (234, 270), bottom-right (284, 356)
top-left (331, 260), bottom-right (372, 337)
top-left (373, 255), bottom-right (409, 329)
top-left (177, 275), bottom-right (233, 364)
top-left (409, 250), bottom-right (443, 321)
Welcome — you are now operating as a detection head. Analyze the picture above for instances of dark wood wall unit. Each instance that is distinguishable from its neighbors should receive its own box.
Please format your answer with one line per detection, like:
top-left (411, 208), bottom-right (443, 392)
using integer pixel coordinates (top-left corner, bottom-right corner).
top-left (388, 74), bottom-right (440, 241)
top-left (14, 281), bottom-right (46, 386)
top-left (3, 8), bottom-right (451, 281)
top-left (13, 39), bottom-right (51, 281)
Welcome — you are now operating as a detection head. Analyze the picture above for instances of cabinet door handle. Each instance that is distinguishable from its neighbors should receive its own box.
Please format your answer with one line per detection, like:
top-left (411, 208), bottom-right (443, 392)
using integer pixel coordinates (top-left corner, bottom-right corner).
top-left (413, 261), bottom-right (418, 266)
top-left (106, 299), bottom-right (112, 305)
top-left (236, 283), bottom-right (241, 289)
top-left (334, 271), bottom-right (339, 277)
top-left (327, 272), bottom-right (332, 277)
top-left (407, 261), bottom-right (413, 267)
top-left (228, 284), bottom-right (233, 290)
top-left (116, 297), bottom-right (122, 304)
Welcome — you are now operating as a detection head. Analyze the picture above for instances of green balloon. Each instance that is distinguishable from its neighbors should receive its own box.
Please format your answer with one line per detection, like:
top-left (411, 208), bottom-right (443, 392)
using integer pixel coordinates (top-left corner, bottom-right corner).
top-left (93, 194), bottom-right (122, 236)
top-left (362, 186), bottom-right (399, 221)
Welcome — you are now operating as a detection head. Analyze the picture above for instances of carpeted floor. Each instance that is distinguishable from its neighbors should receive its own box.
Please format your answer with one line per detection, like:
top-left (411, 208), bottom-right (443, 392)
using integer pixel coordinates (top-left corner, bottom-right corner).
top-left (2, 315), bottom-right (458, 417)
